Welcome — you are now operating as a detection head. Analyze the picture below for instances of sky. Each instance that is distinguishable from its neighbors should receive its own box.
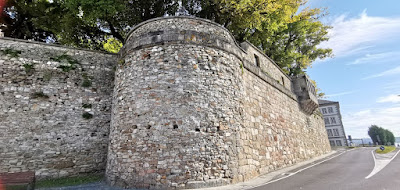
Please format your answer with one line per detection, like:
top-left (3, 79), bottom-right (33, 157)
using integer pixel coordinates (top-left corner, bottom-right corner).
top-left (304, 0), bottom-right (400, 138)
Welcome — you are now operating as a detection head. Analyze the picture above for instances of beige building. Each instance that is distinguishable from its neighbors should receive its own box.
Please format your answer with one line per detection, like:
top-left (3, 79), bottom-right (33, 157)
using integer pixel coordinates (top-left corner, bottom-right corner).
top-left (318, 100), bottom-right (348, 146)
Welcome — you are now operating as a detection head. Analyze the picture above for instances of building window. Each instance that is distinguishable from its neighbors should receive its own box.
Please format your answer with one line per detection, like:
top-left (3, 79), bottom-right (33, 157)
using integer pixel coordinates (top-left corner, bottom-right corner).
top-left (327, 129), bottom-right (333, 137)
top-left (324, 118), bottom-right (330, 125)
top-left (328, 107), bottom-right (333, 113)
top-left (330, 117), bottom-right (336, 124)
top-left (330, 140), bottom-right (335, 146)
top-left (322, 108), bottom-right (327, 114)
top-left (333, 129), bottom-right (339, 136)
top-left (254, 54), bottom-right (260, 67)
top-left (336, 140), bottom-right (342, 146)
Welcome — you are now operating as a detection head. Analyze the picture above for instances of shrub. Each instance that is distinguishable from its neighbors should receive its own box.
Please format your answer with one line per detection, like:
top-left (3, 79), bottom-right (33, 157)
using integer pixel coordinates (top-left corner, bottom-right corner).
top-left (82, 112), bottom-right (93, 119)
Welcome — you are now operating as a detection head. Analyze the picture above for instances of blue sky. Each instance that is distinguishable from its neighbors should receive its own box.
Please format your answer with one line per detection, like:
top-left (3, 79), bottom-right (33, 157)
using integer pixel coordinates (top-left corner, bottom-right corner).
top-left (304, 0), bottom-right (400, 138)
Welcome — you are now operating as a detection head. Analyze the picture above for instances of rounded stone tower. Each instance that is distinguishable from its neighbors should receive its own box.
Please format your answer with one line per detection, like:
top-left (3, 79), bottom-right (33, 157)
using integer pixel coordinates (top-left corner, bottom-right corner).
top-left (105, 17), bottom-right (245, 189)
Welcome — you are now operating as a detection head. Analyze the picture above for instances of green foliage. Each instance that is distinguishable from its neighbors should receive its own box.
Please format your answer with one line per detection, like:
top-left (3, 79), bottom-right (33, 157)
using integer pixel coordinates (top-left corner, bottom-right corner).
top-left (368, 125), bottom-right (396, 145)
top-left (1, 48), bottom-right (22, 58)
top-left (183, 0), bottom-right (332, 76)
top-left (1, 0), bottom-right (332, 75)
top-left (81, 73), bottom-right (92, 87)
top-left (82, 79), bottom-right (92, 87)
top-left (51, 54), bottom-right (79, 65)
top-left (51, 54), bottom-right (79, 72)
top-left (82, 112), bottom-right (93, 119)
top-left (31, 92), bottom-right (49, 99)
top-left (23, 63), bottom-right (34, 72)
top-left (44, 71), bottom-right (53, 81)
top-left (310, 79), bottom-right (325, 98)
top-left (82, 103), bottom-right (92, 108)
top-left (5, 184), bottom-right (28, 190)
top-left (1, 0), bottom-right (57, 42)
top-left (103, 37), bottom-right (122, 53)
top-left (2, 0), bottom-right (179, 49)
top-left (240, 63), bottom-right (244, 74)
top-left (118, 59), bottom-right (125, 65)
top-left (36, 174), bottom-right (103, 188)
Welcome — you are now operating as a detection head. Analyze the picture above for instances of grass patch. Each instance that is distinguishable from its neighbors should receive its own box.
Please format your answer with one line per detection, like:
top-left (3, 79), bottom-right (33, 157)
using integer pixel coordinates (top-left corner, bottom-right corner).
top-left (31, 92), bottom-right (49, 99)
top-left (5, 184), bottom-right (28, 190)
top-left (44, 71), bottom-right (53, 81)
top-left (36, 174), bottom-right (103, 188)
top-left (23, 63), bottom-right (34, 72)
top-left (375, 146), bottom-right (396, 154)
top-left (1, 48), bottom-right (22, 58)
top-left (82, 79), bottom-right (92, 87)
top-left (51, 54), bottom-right (79, 72)
top-left (81, 73), bottom-right (92, 88)
top-left (82, 103), bottom-right (92, 109)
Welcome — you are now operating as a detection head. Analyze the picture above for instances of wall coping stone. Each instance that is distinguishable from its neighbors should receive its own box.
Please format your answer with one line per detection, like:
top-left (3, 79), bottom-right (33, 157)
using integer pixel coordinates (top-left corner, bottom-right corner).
top-left (123, 16), bottom-right (299, 101)
top-left (0, 37), bottom-right (116, 55)
top-left (243, 60), bottom-right (298, 101)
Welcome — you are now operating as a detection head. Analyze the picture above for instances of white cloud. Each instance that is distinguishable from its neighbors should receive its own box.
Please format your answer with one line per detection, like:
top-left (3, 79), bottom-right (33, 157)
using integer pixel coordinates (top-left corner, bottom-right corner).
top-left (362, 66), bottom-right (400, 80)
top-left (343, 106), bottom-right (400, 138)
top-left (349, 51), bottom-right (400, 65)
top-left (384, 81), bottom-right (400, 90)
top-left (377, 94), bottom-right (400, 103)
top-left (319, 10), bottom-right (400, 57)
top-left (325, 91), bottom-right (356, 98)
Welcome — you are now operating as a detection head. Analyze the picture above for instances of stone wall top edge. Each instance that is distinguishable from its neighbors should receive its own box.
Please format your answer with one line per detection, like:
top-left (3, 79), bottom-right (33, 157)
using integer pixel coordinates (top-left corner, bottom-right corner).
top-left (124, 16), bottom-right (290, 82)
top-left (124, 16), bottom-right (247, 53)
top-left (0, 37), bottom-right (117, 56)
top-left (243, 61), bottom-right (298, 101)
top-left (319, 102), bottom-right (339, 106)
top-left (242, 41), bottom-right (291, 80)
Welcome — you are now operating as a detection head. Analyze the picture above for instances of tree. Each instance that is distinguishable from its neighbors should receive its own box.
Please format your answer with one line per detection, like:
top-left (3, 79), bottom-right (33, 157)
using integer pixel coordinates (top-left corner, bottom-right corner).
top-left (1, 0), bottom-right (57, 42)
top-left (368, 125), bottom-right (380, 145)
top-left (182, 0), bottom-right (332, 76)
top-left (1, 0), bottom-right (179, 50)
top-left (1, 0), bottom-right (332, 74)
top-left (368, 125), bottom-right (395, 145)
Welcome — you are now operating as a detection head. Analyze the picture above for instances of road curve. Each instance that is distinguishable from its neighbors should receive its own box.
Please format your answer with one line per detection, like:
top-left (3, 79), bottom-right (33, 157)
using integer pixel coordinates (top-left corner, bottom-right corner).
top-left (251, 147), bottom-right (376, 190)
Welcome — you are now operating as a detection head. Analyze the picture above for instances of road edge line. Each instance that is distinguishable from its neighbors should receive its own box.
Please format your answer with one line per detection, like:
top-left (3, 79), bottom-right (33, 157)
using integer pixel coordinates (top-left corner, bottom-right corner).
top-left (365, 150), bottom-right (376, 179)
top-left (253, 149), bottom-right (350, 187)
top-left (365, 148), bottom-right (400, 179)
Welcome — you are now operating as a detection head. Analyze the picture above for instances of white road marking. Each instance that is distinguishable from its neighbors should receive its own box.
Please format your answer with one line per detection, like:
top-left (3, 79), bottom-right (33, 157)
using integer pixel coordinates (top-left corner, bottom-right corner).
top-left (257, 150), bottom-right (350, 187)
top-left (365, 149), bottom-right (400, 179)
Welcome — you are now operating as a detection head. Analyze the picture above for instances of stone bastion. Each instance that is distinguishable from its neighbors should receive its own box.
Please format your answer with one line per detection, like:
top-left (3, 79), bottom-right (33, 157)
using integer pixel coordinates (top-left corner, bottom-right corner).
top-left (105, 17), bottom-right (330, 189)
top-left (0, 16), bottom-right (331, 189)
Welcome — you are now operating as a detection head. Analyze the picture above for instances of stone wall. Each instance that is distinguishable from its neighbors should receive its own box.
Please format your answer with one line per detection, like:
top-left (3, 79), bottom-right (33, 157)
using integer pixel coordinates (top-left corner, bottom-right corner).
top-left (106, 16), bottom-right (331, 189)
top-left (238, 69), bottom-right (330, 182)
top-left (0, 16), bottom-right (330, 189)
top-left (0, 38), bottom-right (117, 178)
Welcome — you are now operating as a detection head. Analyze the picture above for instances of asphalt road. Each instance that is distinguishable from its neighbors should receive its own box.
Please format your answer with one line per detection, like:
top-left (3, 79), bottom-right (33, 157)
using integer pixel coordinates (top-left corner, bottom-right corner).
top-left (252, 147), bottom-right (400, 190)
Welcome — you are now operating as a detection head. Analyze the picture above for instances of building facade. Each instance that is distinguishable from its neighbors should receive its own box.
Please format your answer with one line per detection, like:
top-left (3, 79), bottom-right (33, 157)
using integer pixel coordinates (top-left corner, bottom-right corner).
top-left (318, 100), bottom-right (348, 147)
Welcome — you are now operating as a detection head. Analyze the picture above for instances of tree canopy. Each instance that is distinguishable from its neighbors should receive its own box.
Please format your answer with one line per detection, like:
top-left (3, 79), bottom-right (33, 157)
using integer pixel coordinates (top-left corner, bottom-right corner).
top-left (368, 125), bottom-right (395, 146)
top-left (1, 0), bottom-right (332, 76)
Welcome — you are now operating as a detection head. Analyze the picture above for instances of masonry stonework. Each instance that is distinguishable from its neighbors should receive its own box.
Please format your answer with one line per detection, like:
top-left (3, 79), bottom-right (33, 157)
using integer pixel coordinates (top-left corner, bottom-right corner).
top-left (106, 17), bottom-right (330, 189)
top-left (0, 38), bottom-right (116, 178)
top-left (0, 16), bottom-right (330, 189)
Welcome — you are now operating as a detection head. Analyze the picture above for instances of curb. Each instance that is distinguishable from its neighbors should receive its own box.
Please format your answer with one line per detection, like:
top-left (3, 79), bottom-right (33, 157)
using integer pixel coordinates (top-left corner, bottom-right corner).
top-left (191, 149), bottom-right (350, 190)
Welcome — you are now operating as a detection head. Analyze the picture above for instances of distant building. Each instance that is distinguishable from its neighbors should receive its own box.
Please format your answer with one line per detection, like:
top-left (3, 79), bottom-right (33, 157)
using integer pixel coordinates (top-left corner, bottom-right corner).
top-left (318, 100), bottom-right (348, 146)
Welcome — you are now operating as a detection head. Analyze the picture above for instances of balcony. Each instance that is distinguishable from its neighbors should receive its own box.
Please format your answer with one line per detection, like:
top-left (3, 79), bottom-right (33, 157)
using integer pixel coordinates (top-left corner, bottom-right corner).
top-left (291, 74), bottom-right (319, 114)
